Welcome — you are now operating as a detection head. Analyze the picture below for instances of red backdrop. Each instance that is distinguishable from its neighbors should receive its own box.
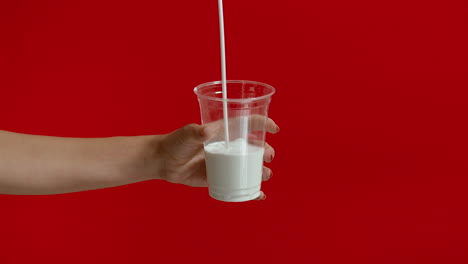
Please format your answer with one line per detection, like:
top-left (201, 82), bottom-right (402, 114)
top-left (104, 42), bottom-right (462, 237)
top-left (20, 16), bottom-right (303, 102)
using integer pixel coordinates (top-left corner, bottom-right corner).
top-left (1, 0), bottom-right (467, 263)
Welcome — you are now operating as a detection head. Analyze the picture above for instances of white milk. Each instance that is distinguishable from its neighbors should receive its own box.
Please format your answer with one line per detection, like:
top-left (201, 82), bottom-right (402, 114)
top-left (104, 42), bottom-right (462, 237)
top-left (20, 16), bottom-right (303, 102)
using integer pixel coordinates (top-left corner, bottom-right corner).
top-left (218, 0), bottom-right (230, 147)
top-left (205, 138), bottom-right (265, 202)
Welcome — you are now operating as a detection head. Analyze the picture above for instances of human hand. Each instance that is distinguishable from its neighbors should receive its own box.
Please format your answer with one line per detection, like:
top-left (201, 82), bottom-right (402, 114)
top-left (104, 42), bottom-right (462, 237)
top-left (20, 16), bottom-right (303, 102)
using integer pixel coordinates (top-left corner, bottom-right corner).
top-left (156, 118), bottom-right (280, 200)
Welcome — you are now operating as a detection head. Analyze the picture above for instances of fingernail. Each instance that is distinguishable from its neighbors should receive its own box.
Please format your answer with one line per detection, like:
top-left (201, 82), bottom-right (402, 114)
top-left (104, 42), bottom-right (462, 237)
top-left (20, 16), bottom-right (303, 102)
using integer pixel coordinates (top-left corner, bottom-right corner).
top-left (269, 170), bottom-right (273, 179)
top-left (276, 125), bottom-right (280, 132)
top-left (255, 193), bottom-right (266, 201)
top-left (270, 153), bottom-right (275, 162)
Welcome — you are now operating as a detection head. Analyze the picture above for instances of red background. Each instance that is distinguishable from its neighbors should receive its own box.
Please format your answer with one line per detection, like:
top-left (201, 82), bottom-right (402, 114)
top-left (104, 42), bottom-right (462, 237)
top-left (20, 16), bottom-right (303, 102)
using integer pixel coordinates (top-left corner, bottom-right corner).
top-left (1, 0), bottom-right (468, 263)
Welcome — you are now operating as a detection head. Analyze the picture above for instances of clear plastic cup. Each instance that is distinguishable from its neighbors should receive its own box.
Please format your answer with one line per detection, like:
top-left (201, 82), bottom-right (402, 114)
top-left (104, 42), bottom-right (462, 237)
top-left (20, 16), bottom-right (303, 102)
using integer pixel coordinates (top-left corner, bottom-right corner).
top-left (194, 80), bottom-right (275, 202)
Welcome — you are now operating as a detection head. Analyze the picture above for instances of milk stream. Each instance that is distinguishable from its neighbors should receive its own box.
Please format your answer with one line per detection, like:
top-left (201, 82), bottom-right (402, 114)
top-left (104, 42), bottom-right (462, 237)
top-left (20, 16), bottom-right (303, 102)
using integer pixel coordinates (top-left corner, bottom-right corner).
top-left (218, 0), bottom-right (230, 148)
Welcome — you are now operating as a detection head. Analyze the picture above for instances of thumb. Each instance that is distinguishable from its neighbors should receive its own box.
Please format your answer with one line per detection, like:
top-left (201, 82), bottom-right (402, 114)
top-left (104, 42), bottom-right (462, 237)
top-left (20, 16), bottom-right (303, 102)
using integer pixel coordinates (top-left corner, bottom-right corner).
top-left (176, 123), bottom-right (217, 145)
top-left (177, 124), bottom-right (205, 145)
top-left (169, 123), bottom-right (218, 150)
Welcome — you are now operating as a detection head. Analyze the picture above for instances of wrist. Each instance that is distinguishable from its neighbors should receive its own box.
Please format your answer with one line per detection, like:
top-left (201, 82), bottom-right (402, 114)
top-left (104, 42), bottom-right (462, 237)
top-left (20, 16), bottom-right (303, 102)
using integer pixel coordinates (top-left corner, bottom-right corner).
top-left (116, 135), bottom-right (166, 182)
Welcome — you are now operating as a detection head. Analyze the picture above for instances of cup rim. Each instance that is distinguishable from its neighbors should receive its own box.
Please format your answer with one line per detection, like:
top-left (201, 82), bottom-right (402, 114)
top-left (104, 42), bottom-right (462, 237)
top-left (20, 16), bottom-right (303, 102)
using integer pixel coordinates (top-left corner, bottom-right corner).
top-left (193, 80), bottom-right (276, 102)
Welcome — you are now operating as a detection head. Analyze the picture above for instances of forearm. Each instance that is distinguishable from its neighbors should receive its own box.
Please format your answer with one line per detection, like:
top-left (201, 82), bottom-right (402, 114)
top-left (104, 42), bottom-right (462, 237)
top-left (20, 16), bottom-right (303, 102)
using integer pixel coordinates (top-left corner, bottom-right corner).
top-left (0, 130), bottom-right (162, 195)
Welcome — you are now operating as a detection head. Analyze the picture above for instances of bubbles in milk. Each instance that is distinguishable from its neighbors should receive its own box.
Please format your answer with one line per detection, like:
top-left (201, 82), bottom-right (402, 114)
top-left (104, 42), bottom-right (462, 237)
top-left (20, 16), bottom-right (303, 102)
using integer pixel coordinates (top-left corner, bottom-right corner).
top-left (204, 139), bottom-right (265, 201)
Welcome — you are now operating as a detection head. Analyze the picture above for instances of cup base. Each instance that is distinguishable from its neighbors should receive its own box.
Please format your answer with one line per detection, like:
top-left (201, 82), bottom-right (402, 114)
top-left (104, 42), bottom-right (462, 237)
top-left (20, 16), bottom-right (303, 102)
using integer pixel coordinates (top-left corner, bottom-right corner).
top-left (209, 185), bottom-right (261, 202)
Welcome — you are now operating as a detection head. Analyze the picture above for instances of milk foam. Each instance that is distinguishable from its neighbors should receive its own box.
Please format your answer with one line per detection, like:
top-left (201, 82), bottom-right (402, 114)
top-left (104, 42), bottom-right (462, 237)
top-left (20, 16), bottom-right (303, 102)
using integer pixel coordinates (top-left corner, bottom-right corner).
top-left (204, 138), bottom-right (263, 154)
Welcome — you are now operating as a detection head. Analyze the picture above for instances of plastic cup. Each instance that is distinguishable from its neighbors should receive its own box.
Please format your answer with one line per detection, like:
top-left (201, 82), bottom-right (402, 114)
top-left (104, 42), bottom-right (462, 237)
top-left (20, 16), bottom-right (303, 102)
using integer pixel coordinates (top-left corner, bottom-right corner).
top-left (194, 80), bottom-right (275, 202)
